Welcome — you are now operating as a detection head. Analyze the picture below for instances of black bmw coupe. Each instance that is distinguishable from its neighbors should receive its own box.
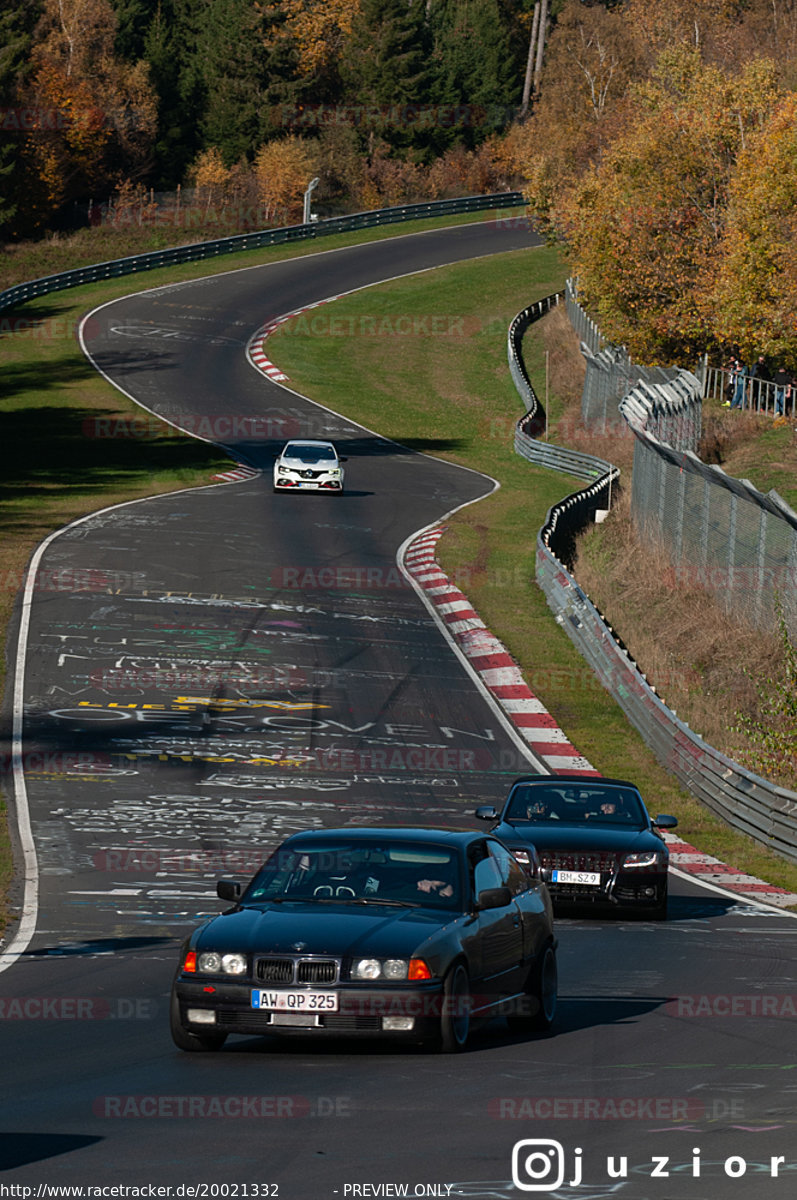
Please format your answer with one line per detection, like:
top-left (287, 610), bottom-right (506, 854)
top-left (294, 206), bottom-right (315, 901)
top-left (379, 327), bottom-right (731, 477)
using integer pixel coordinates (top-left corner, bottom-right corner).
top-left (475, 775), bottom-right (678, 919)
top-left (171, 827), bottom-right (557, 1053)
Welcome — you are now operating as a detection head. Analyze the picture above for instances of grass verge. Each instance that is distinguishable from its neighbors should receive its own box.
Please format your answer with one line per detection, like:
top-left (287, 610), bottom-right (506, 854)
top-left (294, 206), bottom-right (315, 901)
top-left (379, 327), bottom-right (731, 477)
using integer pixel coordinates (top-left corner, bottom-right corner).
top-left (268, 251), bottom-right (797, 900)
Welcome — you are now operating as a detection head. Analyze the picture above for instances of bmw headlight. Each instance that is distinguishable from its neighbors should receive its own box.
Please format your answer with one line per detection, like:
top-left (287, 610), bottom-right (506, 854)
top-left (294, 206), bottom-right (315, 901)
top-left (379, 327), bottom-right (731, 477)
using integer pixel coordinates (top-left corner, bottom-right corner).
top-left (622, 851), bottom-right (664, 869)
top-left (221, 953), bottom-right (247, 975)
top-left (351, 958), bottom-right (409, 981)
top-left (352, 958), bottom-right (382, 980)
top-left (197, 951), bottom-right (247, 975)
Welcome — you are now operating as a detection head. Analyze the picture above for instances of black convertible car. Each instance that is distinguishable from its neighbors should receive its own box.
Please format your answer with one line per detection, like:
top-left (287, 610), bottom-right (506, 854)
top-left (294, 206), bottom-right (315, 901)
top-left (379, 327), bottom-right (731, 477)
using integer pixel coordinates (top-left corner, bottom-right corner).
top-left (171, 827), bottom-right (557, 1053)
top-left (475, 775), bottom-right (678, 919)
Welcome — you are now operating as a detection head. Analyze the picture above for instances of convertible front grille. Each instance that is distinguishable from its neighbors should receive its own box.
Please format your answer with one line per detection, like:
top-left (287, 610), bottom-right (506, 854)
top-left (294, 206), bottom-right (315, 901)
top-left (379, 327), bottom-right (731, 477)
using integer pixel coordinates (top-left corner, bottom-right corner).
top-left (255, 956), bottom-right (340, 984)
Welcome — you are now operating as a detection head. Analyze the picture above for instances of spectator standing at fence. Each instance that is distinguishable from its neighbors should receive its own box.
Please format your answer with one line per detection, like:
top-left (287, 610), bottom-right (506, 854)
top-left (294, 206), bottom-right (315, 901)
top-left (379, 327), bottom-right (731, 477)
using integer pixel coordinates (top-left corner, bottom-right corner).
top-left (724, 357), bottom-right (747, 409)
top-left (772, 366), bottom-right (792, 417)
top-left (749, 353), bottom-right (771, 409)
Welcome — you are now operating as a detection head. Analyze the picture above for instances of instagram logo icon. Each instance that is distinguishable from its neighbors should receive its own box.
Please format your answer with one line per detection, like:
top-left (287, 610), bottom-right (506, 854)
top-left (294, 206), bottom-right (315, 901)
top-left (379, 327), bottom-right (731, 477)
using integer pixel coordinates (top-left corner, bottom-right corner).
top-left (512, 1139), bottom-right (582, 1191)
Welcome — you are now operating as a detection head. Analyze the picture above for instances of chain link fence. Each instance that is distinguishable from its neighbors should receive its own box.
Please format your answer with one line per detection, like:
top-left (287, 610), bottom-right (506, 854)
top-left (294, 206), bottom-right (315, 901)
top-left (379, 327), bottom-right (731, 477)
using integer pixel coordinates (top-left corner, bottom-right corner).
top-left (623, 420), bottom-right (797, 638)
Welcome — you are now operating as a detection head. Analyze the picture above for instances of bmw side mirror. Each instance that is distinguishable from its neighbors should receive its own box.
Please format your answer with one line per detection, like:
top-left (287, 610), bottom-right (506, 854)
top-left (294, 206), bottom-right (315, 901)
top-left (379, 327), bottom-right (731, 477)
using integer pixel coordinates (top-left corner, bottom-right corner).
top-left (475, 805), bottom-right (497, 821)
top-left (217, 879), bottom-right (242, 902)
top-left (475, 885), bottom-right (512, 911)
top-left (653, 814), bottom-right (678, 829)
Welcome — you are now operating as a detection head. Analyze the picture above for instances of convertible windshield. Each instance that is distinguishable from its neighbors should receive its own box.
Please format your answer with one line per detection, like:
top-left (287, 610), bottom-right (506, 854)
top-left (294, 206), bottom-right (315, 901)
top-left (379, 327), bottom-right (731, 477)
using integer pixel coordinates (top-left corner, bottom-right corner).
top-left (244, 841), bottom-right (462, 909)
top-left (507, 785), bottom-right (645, 827)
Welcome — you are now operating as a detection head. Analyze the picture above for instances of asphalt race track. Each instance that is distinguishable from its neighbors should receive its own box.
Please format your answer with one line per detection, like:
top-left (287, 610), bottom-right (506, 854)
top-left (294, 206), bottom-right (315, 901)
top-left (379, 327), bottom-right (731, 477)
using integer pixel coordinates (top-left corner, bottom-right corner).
top-left (2, 222), bottom-right (797, 1199)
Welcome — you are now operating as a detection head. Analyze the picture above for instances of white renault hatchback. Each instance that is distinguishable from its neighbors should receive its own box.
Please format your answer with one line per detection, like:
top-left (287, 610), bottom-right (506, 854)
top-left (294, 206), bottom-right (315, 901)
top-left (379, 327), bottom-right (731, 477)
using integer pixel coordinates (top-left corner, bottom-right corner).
top-left (273, 440), bottom-right (346, 494)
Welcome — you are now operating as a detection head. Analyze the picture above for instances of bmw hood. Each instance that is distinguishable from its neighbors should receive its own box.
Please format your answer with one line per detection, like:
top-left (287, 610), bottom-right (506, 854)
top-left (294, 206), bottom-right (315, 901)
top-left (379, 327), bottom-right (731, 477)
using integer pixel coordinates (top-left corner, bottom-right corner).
top-left (193, 902), bottom-right (453, 959)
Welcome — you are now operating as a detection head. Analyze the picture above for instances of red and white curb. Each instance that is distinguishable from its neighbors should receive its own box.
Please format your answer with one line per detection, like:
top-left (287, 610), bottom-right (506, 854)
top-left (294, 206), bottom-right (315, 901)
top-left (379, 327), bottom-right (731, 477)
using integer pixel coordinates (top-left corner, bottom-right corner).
top-left (247, 296), bottom-right (343, 384)
top-left (663, 833), bottom-right (797, 909)
top-left (403, 527), bottom-right (598, 777)
top-left (404, 526), bottom-right (797, 911)
top-left (211, 466), bottom-right (259, 483)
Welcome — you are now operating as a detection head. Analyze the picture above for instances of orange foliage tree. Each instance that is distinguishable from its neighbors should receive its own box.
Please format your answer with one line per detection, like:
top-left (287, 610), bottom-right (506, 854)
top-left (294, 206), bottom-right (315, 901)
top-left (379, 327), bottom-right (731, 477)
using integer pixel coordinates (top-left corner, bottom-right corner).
top-left (254, 135), bottom-right (318, 222)
top-left (260, 0), bottom-right (361, 79)
top-left (551, 49), bottom-right (781, 362)
top-left (17, 0), bottom-right (156, 232)
top-left (709, 92), bottom-right (797, 364)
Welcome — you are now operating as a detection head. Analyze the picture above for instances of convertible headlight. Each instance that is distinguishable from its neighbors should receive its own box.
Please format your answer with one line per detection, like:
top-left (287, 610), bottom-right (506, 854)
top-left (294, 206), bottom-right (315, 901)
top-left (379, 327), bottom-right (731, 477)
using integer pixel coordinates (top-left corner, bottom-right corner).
top-left (622, 851), bottom-right (664, 869)
top-left (197, 951), bottom-right (247, 975)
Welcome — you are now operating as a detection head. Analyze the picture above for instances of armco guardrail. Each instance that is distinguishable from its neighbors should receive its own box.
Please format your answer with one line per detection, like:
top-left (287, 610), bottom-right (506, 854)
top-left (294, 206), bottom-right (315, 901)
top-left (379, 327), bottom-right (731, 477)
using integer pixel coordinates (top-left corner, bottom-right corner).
top-left (0, 192), bottom-right (525, 315)
top-left (507, 293), bottom-right (619, 571)
top-left (511, 292), bottom-right (797, 863)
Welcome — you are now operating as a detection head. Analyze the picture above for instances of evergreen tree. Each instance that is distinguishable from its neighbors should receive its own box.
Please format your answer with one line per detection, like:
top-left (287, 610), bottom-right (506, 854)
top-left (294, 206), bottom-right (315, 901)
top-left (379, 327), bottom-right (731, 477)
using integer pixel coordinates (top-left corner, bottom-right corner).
top-left (429, 0), bottom-right (521, 151)
top-left (196, 0), bottom-right (272, 164)
top-left (341, 0), bottom-right (431, 154)
top-left (111, 0), bottom-right (160, 60)
top-left (0, 1), bottom-right (43, 237)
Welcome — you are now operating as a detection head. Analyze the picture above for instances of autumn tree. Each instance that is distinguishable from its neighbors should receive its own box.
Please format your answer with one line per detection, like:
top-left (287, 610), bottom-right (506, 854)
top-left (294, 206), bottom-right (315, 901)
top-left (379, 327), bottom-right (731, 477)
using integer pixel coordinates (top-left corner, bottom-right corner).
top-left (519, 0), bottom-right (637, 236)
top-left (15, 0), bottom-right (157, 233)
top-left (555, 48), bottom-right (781, 362)
top-left (190, 145), bottom-right (232, 218)
top-left (708, 91), bottom-right (797, 363)
top-left (260, 0), bottom-right (361, 84)
top-left (254, 133), bottom-right (317, 221)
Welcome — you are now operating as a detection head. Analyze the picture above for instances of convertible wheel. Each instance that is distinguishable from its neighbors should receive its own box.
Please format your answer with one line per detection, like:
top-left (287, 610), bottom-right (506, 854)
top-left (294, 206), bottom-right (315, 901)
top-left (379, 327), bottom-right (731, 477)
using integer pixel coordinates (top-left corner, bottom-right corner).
top-left (507, 941), bottom-right (558, 1034)
top-left (439, 963), bottom-right (471, 1053)
top-left (170, 991), bottom-right (227, 1052)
